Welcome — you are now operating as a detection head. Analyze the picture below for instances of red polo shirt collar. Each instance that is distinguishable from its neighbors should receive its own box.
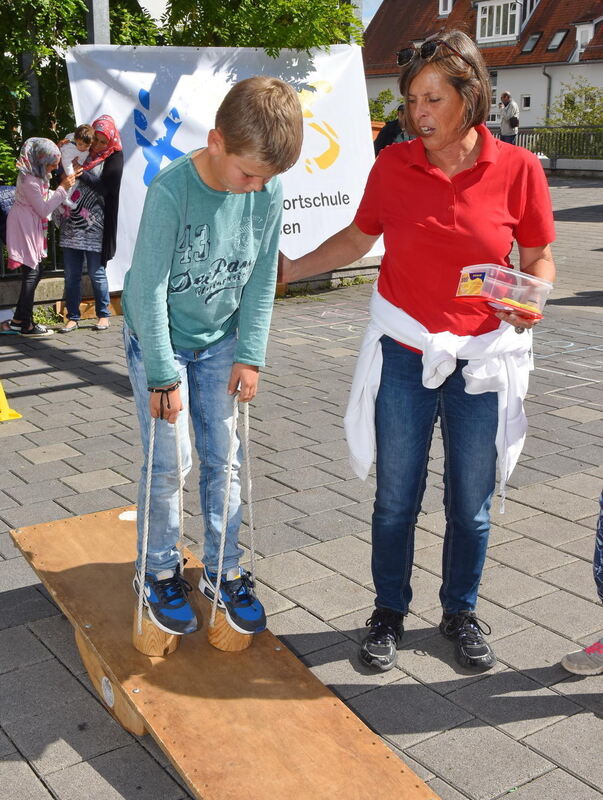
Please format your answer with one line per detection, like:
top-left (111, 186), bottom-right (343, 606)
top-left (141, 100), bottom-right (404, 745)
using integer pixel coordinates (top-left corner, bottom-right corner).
top-left (407, 123), bottom-right (499, 173)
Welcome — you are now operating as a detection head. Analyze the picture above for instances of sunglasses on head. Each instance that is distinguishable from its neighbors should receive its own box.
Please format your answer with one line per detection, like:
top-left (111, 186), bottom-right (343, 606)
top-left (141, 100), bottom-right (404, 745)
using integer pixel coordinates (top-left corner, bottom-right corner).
top-left (396, 39), bottom-right (474, 70)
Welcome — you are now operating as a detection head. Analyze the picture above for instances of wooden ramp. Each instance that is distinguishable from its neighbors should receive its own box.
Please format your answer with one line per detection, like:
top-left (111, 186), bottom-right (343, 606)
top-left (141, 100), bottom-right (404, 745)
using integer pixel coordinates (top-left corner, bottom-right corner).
top-left (11, 507), bottom-right (439, 800)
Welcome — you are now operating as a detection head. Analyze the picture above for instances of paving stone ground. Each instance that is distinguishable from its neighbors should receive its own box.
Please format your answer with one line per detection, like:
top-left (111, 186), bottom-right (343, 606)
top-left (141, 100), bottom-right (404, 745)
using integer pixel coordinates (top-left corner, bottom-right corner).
top-left (0, 174), bottom-right (602, 799)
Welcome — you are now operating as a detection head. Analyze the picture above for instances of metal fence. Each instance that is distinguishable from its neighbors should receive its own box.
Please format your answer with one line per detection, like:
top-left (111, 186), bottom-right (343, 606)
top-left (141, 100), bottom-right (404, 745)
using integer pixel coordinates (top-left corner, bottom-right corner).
top-left (515, 125), bottom-right (603, 167)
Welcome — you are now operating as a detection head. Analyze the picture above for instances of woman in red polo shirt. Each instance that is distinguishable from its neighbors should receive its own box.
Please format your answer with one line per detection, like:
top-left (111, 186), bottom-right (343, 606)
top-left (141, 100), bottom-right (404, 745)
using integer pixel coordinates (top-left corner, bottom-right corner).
top-left (280, 30), bottom-right (556, 673)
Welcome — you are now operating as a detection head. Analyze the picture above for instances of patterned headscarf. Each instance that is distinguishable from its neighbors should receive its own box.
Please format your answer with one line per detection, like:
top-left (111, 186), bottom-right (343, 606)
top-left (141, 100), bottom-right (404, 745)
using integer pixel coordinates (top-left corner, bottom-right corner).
top-left (16, 138), bottom-right (60, 181)
top-left (83, 115), bottom-right (122, 171)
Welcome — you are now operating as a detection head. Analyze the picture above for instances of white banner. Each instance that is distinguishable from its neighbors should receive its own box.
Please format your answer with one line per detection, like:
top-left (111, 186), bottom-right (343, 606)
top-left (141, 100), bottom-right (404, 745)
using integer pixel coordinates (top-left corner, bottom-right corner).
top-left (65, 44), bottom-right (381, 291)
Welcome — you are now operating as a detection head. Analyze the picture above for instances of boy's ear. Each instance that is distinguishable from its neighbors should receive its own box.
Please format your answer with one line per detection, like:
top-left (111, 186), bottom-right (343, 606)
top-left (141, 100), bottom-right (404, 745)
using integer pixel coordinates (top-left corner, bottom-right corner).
top-left (207, 128), bottom-right (225, 156)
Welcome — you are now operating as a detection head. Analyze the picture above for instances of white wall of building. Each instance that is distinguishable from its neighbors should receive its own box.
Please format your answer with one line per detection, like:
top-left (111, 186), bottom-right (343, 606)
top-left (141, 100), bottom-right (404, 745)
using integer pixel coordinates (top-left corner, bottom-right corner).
top-left (367, 61), bottom-right (603, 126)
top-left (366, 74), bottom-right (401, 116)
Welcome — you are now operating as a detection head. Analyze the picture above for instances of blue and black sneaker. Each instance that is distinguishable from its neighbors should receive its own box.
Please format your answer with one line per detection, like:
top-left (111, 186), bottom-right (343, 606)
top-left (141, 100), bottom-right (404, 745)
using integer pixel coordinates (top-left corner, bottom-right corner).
top-left (133, 564), bottom-right (198, 636)
top-left (199, 566), bottom-right (266, 635)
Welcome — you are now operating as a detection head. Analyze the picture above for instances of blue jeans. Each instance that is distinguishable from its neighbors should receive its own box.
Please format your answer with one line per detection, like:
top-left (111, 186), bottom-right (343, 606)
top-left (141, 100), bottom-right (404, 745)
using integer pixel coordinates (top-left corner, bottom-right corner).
top-left (500, 134), bottom-right (517, 144)
top-left (595, 492), bottom-right (603, 603)
top-left (124, 325), bottom-right (243, 575)
top-left (372, 336), bottom-right (498, 615)
top-left (62, 247), bottom-right (110, 321)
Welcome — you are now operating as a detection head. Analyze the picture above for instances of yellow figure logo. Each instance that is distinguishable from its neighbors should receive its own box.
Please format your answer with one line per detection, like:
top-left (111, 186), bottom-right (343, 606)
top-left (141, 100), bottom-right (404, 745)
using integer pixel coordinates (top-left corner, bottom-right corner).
top-left (298, 81), bottom-right (340, 174)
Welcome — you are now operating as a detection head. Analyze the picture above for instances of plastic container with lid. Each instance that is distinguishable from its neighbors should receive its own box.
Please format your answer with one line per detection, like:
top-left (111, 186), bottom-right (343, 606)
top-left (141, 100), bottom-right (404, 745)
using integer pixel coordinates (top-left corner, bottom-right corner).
top-left (455, 264), bottom-right (553, 320)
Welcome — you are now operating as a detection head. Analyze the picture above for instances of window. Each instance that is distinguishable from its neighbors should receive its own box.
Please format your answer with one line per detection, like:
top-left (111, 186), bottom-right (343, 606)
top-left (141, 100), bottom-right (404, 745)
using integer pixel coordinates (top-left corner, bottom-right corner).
top-left (576, 24), bottom-right (594, 53)
top-left (522, 0), bottom-right (540, 21)
top-left (489, 70), bottom-right (498, 106)
top-left (520, 95), bottom-right (531, 110)
top-left (439, 0), bottom-right (452, 15)
top-left (488, 72), bottom-right (499, 125)
top-left (547, 30), bottom-right (568, 50)
top-left (521, 33), bottom-right (541, 53)
top-left (478, 2), bottom-right (519, 42)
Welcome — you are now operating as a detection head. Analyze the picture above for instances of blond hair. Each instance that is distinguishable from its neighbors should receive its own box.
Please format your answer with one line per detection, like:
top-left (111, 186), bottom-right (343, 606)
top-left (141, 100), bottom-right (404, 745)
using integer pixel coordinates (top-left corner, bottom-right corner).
top-left (216, 77), bottom-right (303, 174)
top-left (398, 30), bottom-right (491, 138)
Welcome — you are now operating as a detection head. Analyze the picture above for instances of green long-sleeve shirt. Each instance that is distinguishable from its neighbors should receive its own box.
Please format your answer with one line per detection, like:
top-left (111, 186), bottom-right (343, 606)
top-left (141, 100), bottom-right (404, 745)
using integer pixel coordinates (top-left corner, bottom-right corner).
top-left (122, 152), bottom-right (282, 387)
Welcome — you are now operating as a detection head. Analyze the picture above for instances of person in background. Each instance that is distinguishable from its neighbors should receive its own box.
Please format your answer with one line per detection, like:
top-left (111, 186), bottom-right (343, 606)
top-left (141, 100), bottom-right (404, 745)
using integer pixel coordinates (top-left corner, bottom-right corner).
top-left (56, 115), bottom-right (123, 333)
top-left (561, 491), bottom-right (603, 675)
top-left (280, 30), bottom-right (555, 673)
top-left (499, 91), bottom-right (519, 144)
top-left (374, 103), bottom-right (407, 156)
top-left (0, 138), bottom-right (74, 337)
top-left (58, 123), bottom-right (95, 209)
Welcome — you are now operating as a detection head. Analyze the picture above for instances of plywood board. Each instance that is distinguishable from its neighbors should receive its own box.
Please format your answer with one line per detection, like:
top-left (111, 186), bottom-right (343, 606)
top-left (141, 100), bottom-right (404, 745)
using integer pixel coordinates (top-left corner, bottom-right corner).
top-left (11, 508), bottom-right (439, 800)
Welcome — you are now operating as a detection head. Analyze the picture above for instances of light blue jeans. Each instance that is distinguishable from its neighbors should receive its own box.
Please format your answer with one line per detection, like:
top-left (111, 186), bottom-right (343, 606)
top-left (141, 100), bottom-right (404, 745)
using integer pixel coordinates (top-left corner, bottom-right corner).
top-left (62, 247), bottom-right (110, 321)
top-left (124, 324), bottom-right (243, 575)
top-left (372, 336), bottom-right (498, 615)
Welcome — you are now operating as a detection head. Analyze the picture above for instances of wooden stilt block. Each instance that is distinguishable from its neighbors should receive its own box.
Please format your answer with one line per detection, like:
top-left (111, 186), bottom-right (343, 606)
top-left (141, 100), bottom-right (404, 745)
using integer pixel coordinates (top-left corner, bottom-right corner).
top-left (207, 608), bottom-right (252, 652)
top-left (132, 605), bottom-right (181, 657)
top-left (75, 628), bottom-right (147, 736)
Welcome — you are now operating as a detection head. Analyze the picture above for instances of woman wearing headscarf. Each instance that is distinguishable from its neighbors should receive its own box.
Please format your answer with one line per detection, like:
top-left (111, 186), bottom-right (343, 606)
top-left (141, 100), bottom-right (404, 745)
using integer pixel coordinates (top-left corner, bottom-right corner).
top-left (0, 138), bottom-right (75, 337)
top-left (56, 115), bottom-right (124, 332)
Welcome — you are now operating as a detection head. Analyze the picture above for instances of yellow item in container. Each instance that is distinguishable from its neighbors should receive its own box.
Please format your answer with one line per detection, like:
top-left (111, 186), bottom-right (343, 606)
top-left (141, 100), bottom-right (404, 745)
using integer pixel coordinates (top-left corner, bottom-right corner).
top-left (458, 275), bottom-right (485, 296)
top-left (455, 264), bottom-right (553, 321)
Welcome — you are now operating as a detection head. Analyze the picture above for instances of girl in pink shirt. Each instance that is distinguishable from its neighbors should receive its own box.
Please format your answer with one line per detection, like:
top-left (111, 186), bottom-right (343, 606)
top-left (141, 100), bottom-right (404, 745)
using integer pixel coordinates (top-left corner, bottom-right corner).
top-left (1, 138), bottom-right (75, 337)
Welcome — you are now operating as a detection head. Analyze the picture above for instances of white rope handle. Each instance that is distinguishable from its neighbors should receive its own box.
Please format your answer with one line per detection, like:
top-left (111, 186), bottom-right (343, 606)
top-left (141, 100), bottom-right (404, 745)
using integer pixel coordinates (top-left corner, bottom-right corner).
top-left (136, 416), bottom-right (156, 636)
top-left (174, 421), bottom-right (185, 567)
top-left (241, 402), bottom-right (257, 581)
top-left (136, 415), bottom-right (185, 635)
top-left (209, 396), bottom-right (240, 628)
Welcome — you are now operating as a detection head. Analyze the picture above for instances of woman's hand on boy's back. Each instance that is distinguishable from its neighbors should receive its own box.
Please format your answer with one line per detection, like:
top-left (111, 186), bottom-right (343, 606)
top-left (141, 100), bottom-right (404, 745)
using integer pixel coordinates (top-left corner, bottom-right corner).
top-left (229, 363), bottom-right (260, 403)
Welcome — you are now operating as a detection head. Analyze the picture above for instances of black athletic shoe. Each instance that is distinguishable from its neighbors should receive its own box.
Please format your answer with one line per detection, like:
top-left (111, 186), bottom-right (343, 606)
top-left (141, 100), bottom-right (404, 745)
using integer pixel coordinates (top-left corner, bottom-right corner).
top-left (359, 607), bottom-right (404, 671)
top-left (440, 611), bottom-right (496, 670)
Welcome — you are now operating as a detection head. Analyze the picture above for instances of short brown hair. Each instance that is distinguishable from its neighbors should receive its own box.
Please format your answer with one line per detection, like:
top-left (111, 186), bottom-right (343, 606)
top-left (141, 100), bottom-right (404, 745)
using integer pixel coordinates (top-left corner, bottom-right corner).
top-left (215, 77), bottom-right (303, 174)
top-left (398, 30), bottom-right (491, 138)
top-left (74, 124), bottom-right (95, 145)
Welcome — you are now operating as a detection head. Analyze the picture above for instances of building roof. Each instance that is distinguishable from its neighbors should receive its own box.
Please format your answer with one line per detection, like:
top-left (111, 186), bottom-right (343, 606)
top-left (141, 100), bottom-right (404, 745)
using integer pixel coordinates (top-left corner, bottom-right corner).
top-left (363, 0), bottom-right (603, 76)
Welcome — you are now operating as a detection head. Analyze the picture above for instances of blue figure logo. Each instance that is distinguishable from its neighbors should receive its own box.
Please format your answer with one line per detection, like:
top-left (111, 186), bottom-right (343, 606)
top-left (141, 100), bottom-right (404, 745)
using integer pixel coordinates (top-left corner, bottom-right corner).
top-left (134, 89), bottom-right (185, 186)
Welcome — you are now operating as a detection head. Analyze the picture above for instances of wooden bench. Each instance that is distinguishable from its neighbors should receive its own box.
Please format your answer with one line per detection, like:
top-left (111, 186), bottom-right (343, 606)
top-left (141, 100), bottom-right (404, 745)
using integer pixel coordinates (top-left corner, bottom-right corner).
top-left (11, 506), bottom-right (439, 800)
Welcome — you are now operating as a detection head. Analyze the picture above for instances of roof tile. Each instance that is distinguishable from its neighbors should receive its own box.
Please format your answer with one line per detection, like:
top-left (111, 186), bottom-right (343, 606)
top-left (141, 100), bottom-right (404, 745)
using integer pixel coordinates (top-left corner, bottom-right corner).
top-left (363, 0), bottom-right (603, 75)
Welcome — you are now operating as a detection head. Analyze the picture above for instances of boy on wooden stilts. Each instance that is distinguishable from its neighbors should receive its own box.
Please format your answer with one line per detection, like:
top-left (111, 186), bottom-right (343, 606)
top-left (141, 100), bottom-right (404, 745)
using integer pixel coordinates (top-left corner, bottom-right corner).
top-left (122, 77), bottom-right (303, 637)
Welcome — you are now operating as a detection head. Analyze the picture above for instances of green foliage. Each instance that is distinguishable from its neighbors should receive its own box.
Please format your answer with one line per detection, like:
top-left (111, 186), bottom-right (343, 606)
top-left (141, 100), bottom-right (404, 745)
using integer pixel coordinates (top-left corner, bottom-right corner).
top-left (33, 304), bottom-right (63, 325)
top-left (110, 1), bottom-right (161, 46)
top-left (0, 0), bottom-right (87, 182)
top-left (546, 76), bottom-right (603, 127)
top-left (368, 89), bottom-right (402, 122)
top-left (337, 274), bottom-right (375, 288)
top-left (0, 0), bottom-right (161, 184)
top-left (0, 0), bottom-right (362, 185)
top-left (162, 0), bottom-right (363, 55)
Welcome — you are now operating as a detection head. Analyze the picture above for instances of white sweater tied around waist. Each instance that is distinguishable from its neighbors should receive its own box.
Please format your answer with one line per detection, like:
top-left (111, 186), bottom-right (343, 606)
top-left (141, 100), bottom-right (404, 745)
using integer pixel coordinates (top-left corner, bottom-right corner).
top-left (343, 287), bottom-right (533, 509)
